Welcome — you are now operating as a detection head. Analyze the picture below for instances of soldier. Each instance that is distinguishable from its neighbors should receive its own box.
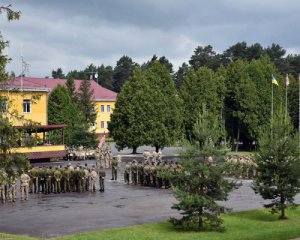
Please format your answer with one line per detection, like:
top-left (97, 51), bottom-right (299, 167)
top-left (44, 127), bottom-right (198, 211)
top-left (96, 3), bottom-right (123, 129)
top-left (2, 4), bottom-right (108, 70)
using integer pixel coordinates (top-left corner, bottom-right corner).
top-left (38, 166), bottom-right (46, 194)
top-left (83, 163), bottom-right (90, 191)
top-left (29, 166), bottom-right (39, 194)
top-left (67, 163), bottom-right (75, 191)
top-left (150, 162), bottom-right (157, 187)
top-left (8, 172), bottom-right (18, 202)
top-left (90, 166), bottom-right (97, 192)
top-left (54, 167), bottom-right (62, 193)
top-left (98, 165), bottom-right (106, 192)
top-left (143, 162), bottom-right (151, 186)
top-left (111, 156), bottom-right (118, 181)
top-left (105, 146), bottom-right (112, 168)
top-left (124, 161), bottom-right (131, 184)
top-left (137, 161), bottom-right (144, 185)
top-left (20, 170), bottom-right (30, 200)
top-left (45, 167), bottom-right (53, 194)
top-left (59, 165), bottom-right (65, 193)
top-left (0, 169), bottom-right (7, 203)
top-left (131, 160), bottom-right (138, 185)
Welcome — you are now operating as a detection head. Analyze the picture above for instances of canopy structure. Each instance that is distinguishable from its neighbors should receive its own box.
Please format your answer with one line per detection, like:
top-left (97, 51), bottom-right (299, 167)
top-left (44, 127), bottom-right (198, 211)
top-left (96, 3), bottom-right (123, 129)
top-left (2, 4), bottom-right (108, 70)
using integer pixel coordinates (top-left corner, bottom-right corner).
top-left (13, 124), bottom-right (67, 161)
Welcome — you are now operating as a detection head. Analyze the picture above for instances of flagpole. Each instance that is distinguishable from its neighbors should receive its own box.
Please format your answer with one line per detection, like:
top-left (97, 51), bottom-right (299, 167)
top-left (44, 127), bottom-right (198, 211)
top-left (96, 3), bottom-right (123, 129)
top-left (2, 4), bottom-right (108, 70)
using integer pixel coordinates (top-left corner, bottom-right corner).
top-left (298, 73), bottom-right (300, 147)
top-left (271, 80), bottom-right (274, 137)
top-left (285, 74), bottom-right (288, 121)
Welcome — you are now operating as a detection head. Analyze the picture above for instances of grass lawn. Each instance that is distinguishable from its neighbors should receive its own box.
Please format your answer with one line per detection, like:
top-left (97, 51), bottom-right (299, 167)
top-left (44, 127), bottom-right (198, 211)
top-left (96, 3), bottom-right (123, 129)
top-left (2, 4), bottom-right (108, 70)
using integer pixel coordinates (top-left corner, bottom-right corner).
top-left (1, 208), bottom-right (300, 240)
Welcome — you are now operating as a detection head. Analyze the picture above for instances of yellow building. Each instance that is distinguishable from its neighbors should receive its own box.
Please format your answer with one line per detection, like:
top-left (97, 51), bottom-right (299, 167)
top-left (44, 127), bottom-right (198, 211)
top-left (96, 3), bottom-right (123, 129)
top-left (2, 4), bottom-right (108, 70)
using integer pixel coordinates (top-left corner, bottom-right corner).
top-left (11, 77), bottom-right (117, 136)
top-left (0, 77), bottom-right (117, 160)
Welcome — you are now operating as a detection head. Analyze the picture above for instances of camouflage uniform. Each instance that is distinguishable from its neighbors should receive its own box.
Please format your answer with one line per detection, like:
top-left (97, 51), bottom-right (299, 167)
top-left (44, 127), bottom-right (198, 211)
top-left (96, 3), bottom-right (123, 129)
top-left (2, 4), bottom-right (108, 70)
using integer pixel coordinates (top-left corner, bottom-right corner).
top-left (8, 174), bottom-right (18, 202)
top-left (98, 166), bottom-right (106, 192)
top-left (131, 161), bottom-right (138, 185)
top-left (54, 167), bottom-right (62, 193)
top-left (38, 167), bottom-right (46, 193)
top-left (137, 161), bottom-right (144, 185)
top-left (0, 169), bottom-right (7, 203)
top-left (29, 167), bottom-right (39, 194)
top-left (63, 167), bottom-right (72, 192)
top-left (124, 162), bottom-right (131, 184)
top-left (90, 168), bottom-right (97, 192)
top-left (111, 157), bottom-right (118, 181)
top-left (45, 167), bottom-right (53, 194)
top-left (20, 172), bottom-right (30, 200)
top-left (84, 165), bottom-right (90, 191)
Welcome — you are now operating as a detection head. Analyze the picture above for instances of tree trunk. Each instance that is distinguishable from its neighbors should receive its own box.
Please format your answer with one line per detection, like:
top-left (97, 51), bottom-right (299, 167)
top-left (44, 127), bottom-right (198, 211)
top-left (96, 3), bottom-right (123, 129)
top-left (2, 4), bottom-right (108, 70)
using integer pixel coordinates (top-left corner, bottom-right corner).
top-left (132, 146), bottom-right (137, 154)
top-left (198, 207), bottom-right (203, 231)
top-left (235, 124), bottom-right (240, 152)
top-left (279, 196), bottom-right (287, 219)
top-left (155, 146), bottom-right (159, 153)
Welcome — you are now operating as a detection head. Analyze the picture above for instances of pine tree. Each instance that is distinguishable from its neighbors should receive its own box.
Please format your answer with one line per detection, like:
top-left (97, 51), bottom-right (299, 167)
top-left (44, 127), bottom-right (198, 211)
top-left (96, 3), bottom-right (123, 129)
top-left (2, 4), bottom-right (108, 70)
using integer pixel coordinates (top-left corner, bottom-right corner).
top-left (252, 111), bottom-right (300, 219)
top-left (168, 110), bottom-right (235, 231)
top-left (77, 79), bottom-right (97, 125)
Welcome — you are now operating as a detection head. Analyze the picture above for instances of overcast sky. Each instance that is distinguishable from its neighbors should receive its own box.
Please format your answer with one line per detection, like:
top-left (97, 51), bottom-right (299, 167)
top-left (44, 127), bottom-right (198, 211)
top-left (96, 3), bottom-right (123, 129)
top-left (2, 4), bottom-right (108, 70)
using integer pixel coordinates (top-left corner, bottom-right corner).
top-left (1, 0), bottom-right (299, 77)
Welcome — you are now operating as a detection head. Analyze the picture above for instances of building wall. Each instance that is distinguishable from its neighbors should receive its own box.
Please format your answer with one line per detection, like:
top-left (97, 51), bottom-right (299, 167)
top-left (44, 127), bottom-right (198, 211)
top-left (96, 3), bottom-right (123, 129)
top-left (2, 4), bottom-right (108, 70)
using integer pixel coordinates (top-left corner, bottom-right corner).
top-left (94, 101), bottom-right (115, 135)
top-left (0, 90), bottom-right (48, 126)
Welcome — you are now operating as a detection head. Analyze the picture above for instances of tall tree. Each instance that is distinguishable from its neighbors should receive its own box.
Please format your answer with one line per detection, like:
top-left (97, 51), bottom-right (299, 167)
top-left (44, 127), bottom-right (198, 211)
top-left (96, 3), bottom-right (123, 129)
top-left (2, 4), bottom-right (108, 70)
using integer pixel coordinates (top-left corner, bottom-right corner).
top-left (189, 45), bottom-right (220, 70)
top-left (48, 85), bottom-right (79, 146)
top-left (174, 62), bottom-right (189, 89)
top-left (180, 66), bottom-right (225, 141)
top-left (145, 61), bottom-right (182, 151)
top-left (65, 76), bottom-right (78, 103)
top-left (113, 56), bottom-right (136, 92)
top-left (0, 5), bottom-right (29, 175)
top-left (97, 64), bottom-right (114, 90)
top-left (253, 111), bottom-right (300, 219)
top-left (224, 60), bottom-right (259, 150)
top-left (77, 79), bottom-right (97, 125)
top-left (51, 67), bottom-right (65, 79)
top-left (168, 110), bottom-right (235, 231)
top-left (109, 67), bottom-right (152, 153)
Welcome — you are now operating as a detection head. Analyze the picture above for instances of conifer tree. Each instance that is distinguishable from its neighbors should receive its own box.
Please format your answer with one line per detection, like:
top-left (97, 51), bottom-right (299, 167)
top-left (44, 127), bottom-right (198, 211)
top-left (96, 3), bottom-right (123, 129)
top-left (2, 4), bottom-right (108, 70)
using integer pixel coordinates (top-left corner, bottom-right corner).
top-left (109, 67), bottom-right (152, 153)
top-left (169, 109), bottom-right (235, 231)
top-left (252, 111), bottom-right (300, 219)
top-left (77, 79), bottom-right (97, 125)
top-left (145, 61), bottom-right (182, 152)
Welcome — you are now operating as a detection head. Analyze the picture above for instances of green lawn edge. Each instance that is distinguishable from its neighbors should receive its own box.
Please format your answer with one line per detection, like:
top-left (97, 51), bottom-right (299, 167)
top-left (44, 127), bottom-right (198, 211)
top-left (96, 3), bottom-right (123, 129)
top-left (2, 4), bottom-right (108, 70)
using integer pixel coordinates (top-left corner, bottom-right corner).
top-left (2, 207), bottom-right (300, 240)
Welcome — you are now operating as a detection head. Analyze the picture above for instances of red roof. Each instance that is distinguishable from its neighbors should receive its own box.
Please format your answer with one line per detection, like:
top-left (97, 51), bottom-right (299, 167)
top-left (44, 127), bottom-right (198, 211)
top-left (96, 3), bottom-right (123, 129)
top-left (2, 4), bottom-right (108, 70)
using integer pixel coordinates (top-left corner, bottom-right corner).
top-left (8, 77), bottom-right (117, 101)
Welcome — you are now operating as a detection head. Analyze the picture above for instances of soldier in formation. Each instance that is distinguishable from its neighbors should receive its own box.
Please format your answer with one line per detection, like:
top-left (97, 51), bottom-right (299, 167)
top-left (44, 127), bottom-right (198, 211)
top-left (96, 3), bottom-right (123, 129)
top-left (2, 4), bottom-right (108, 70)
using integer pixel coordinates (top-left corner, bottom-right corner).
top-left (123, 160), bottom-right (182, 189)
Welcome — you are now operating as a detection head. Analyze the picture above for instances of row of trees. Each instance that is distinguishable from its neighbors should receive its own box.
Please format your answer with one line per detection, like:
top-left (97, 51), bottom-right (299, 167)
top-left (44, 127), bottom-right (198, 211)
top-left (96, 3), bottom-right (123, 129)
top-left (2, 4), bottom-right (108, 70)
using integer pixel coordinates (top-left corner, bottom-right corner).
top-left (51, 42), bottom-right (300, 93)
top-left (168, 106), bottom-right (300, 231)
top-left (108, 56), bottom-right (299, 152)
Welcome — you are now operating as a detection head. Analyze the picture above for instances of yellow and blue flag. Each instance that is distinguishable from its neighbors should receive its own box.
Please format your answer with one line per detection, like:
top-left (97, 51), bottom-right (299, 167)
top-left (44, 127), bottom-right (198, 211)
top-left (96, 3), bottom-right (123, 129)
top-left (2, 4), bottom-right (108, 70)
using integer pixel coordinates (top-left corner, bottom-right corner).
top-left (272, 74), bottom-right (279, 86)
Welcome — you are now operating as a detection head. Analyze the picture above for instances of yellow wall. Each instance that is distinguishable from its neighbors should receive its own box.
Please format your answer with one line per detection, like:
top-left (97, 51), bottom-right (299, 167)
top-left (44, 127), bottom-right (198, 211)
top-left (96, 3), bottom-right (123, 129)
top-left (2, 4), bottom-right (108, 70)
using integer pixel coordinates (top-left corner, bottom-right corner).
top-left (94, 101), bottom-right (115, 135)
top-left (0, 90), bottom-right (48, 126)
top-left (11, 145), bottom-right (65, 154)
top-left (0, 89), bottom-right (115, 135)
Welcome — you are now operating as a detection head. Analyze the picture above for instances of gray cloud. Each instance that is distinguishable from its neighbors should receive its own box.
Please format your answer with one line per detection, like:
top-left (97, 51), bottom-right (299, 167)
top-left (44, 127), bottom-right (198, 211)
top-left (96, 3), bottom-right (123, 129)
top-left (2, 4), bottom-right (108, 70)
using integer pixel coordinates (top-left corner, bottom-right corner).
top-left (1, 0), bottom-right (300, 77)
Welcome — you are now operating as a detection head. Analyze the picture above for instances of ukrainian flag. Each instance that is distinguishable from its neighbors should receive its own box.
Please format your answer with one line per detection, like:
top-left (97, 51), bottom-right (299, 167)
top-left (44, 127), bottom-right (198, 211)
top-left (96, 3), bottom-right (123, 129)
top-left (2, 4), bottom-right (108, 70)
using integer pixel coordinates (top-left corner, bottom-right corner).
top-left (272, 74), bottom-right (279, 86)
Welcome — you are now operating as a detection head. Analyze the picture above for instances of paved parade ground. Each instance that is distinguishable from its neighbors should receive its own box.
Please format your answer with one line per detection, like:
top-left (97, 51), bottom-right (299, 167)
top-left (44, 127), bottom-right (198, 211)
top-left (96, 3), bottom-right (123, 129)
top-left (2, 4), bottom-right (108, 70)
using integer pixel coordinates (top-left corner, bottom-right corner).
top-left (0, 146), bottom-right (300, 238)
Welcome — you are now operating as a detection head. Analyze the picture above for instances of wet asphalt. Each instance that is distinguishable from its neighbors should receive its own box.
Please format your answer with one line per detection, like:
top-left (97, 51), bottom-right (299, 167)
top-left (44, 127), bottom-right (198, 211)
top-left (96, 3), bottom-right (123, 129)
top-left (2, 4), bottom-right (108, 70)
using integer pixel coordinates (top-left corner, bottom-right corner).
top-left (0, 146), bottom-right (299, 238)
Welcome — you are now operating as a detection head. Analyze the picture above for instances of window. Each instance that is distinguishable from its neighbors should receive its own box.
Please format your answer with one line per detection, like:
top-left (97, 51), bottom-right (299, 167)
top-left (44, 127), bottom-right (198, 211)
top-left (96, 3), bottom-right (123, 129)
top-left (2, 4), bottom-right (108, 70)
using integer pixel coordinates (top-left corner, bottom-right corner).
top-left (107, 105), bottom-right (111, 112)
top-left (0, 99), bottom-right (8, 113)
top-left (23, 99), bottom-right (31, 113)
top-left (101, 105), bottom-right (105, 112)
top-left (101, 121), bottom-right (105, 129)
